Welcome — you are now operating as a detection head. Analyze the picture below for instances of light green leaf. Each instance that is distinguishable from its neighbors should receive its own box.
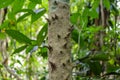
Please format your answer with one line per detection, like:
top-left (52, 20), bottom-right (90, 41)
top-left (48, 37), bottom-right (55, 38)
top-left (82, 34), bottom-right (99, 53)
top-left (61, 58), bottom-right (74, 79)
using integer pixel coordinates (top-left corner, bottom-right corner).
top-left (89, 9), bottom-right (98, 19)
top-left (28, 2), bottom-right (36, 9)
top-left (103, 0), bottom-right (110, 10)
top-left (6, 30), bottom-right (32, 44)
top-left (70, 13), bottom-right (80, 24)
top-left (0, 0), bottom-right (14, 9)
top-left (92, 0), bottom-right (100, 9)
top-left (12, 0), bottom-right (25, 13)
top-left (0, 21), bottom-right (9, 29)
top-left (29, 0), bottom-right (41, 4)
top-left (0, 32), bottom-right (6, 40)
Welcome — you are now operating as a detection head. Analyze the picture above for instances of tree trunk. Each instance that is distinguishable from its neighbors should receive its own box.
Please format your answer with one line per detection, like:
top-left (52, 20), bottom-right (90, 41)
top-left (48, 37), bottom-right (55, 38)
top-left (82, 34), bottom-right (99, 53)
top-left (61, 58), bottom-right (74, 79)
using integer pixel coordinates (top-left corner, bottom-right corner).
top-left (48, 0), bottom-right (73, 80)
top-left (0, 8), bottom-right (8, 79)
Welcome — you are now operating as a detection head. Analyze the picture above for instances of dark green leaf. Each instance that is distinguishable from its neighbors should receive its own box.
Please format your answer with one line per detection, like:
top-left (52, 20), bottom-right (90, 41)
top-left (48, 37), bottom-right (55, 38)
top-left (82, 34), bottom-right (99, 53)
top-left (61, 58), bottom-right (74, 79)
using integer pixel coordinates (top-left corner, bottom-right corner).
top-left (12, 45), bottom-right (27, 55)
top-left (88, 61), bottom-right (102, 75)
top-left (71, 29), bottom-right (79, 42)
top-left (17, 60), bottom-right (22, 65)
top-left (37, 23), bottom-right (48, 46)
top-left (108, 20), bottom-right (114, 28)
top-left (107, 64), bottom-right (120, 73)
top-left (6, 30), bottom-right (32, 44)
top-left (91, 53), bottom-right (109, 61)
top-left (111, 3), bottom-right (119, 15)
top-left (31, 8), bottom-right (46, 23)
top-left (26, 45), bottom-right (34, 54)
top-left (40, 47), bottom-right (47, 58)
top-left (72, 29), bottom-right (84, 47)
top-left (40, 76), bottom-right (46, 80)
top-left (0, 0), bottom-right (14, 9)
top-left (15, 9), bottom-right (34, 14)
top-left (17, 13), bottom-right (31, 22)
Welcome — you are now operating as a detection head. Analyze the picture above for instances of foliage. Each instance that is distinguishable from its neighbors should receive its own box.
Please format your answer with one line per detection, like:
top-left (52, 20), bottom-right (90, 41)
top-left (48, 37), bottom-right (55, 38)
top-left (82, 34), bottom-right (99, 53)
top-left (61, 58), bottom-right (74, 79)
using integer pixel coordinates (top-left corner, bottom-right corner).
top-left (0, 0), bottom-right (120, 80)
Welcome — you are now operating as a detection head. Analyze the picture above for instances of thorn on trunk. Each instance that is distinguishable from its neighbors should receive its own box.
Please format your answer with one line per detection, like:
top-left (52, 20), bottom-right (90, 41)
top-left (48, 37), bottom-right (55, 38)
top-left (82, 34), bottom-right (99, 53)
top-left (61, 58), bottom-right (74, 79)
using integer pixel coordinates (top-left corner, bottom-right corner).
top-left (57, 34), bottom-right (61, 39)
top-left (45, 45), bottom-right (53, 52)
top-left (54, 1), bottom-right (58, 5)
top-left (63, 43), bottom-right (67, 48)
top-left (45, 17), bottom-right (51, 25)
top-left (49, 61), bottom-right (56, 72)
top-left (68, 25), bottom-right (74, 32)
top-left (62, 63), bottom-right (66, 67)
top-left (52, 14), bottom-right (58, 21)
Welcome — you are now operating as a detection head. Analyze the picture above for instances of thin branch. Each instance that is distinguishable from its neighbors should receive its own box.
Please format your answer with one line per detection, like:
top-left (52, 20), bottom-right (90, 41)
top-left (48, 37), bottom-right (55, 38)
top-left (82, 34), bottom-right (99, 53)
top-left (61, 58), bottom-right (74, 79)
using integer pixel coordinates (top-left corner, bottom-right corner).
top-left (2, 58), bottom-right (22, 80)
top-left (99, 0), bottom-right (104, 47)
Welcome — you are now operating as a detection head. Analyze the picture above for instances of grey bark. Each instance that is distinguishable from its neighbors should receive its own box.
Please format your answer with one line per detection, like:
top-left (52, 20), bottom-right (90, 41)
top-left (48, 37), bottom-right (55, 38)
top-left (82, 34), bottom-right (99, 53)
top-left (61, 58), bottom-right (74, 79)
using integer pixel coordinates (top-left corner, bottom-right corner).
top-left (48, 0), bottom-right (73, 80)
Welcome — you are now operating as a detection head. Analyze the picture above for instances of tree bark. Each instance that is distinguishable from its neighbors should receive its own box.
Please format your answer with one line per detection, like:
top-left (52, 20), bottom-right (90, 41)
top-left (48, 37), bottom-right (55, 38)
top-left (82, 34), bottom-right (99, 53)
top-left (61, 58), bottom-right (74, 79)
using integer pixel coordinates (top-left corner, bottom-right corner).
top-left (48, 0), bottom-right (73, 80)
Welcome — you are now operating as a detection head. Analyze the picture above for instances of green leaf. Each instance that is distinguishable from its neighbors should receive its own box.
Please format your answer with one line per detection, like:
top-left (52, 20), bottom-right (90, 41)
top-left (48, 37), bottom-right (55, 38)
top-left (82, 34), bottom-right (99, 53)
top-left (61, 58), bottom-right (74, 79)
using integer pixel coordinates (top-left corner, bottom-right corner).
top-left (70, 13), bottom-right (80, 24)
top-left (0, 0), bottom-right (14, 9)
top-left (26, 45), bottom-right (34, 54)
top-left (37, 23), bottom-right (48, 46)
top-left (17, 13), bottom-right (31, 22)
top-left (91, 53), bottom-right (109, 61)
top-left (6, 30), bottom-right (32, 44)
top-left (92, 0), bottom-right (100, 9)
top-left (72, 29), bottom-right (84, 47)
top-left (108, 20), bottom-right (114, 28)
top-left (12, 45), bottom-right (27, 55)
top-left (89, 9), bottom-right (99, 19)
top-left (0, 32), bottom-right (6, 39)
top-left (107, 64), bottom-right (120, 73)
top-left (28, 2), bottom-right (36, 9)
top-left (15, 9), bottom-right (34, 14)
top-left (71, 29), bottom-right (79, 42)
top-left (111, 3), bottom-right (119, 16)
top-left (40, 47), bottom-right (47, 58)
top-left (88, 61), bottom-right (102, 75)
top-left (12, 0), bottom-right (25, 13)
top-left (8, 12), bottom-right (16, 21)
top-left (0, 21), bottom-right (9, 29)
top-left (40, 76), bottom-right (46, 80)
top-left (29, 0), bottom-right (41, 4)
top-left (31, 8), bottom-right (46, 23)
top-left (103, 0), bottom-right (110, 10)
top-left (17, 60), bottom-right (22, 65)
top-left (31, 40), bottom-right (37, 45)
top-left (0, 32), bottom-right (6, 40)
top-left (8, 0), bottom-right (25, 21)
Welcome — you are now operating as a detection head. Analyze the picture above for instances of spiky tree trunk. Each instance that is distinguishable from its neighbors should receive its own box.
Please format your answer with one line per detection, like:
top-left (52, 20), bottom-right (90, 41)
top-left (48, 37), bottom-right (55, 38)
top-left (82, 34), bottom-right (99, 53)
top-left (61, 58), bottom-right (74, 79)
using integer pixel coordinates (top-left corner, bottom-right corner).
top-left (48, 0), bottom-right (73, 80)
